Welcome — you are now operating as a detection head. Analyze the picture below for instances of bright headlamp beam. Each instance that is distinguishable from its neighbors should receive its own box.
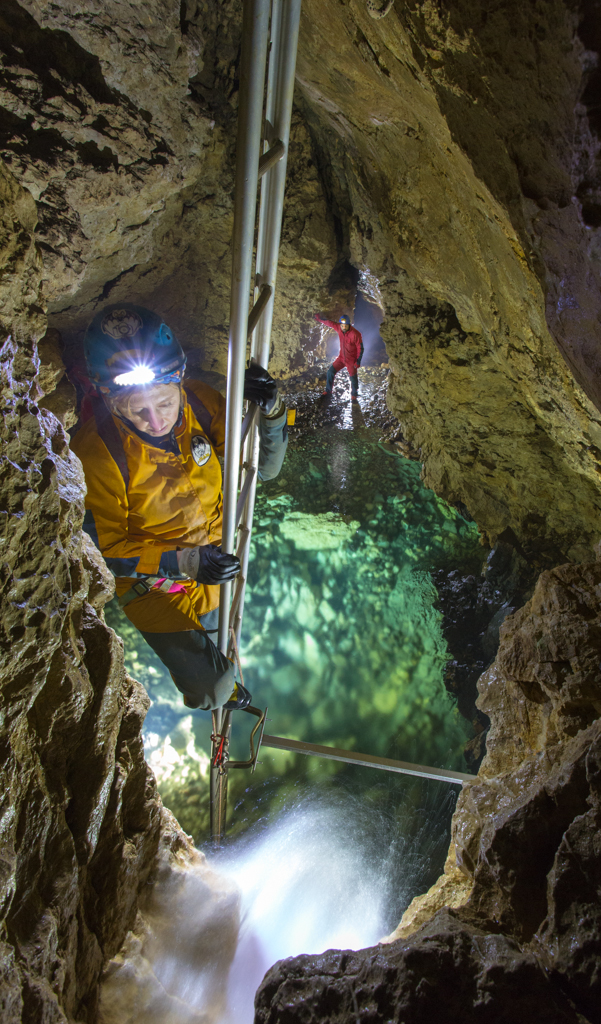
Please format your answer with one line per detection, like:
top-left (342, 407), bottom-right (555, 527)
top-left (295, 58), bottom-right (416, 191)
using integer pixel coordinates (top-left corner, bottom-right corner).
top-left (113, 366), bottom-right (156, 386)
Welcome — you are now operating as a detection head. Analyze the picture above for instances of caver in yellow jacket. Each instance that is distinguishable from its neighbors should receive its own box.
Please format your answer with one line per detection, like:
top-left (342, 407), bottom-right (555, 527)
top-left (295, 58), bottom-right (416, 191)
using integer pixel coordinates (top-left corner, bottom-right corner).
top-left (71, 379), bottom-right (229, 633)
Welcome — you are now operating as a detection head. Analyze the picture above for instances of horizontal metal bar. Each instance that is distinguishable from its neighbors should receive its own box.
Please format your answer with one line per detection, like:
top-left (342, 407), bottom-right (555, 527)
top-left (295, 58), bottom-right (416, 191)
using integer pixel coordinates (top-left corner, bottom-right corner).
top-left (260, 735), bottom-right (475, 786)
top-left (240, 403), bottom-right (259, 449)
top-left (258, 138), bottom-right (285, 177)
top-left (247, 283), bottom-right (272, 337)
top-left (236, 465), bottom-right (256, 525)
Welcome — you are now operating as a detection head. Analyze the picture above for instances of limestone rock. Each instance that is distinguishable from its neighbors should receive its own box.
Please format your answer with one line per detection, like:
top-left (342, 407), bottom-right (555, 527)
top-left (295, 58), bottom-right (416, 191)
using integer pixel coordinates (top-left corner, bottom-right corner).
top-left (36, 328), bottom-right (78, 428)
top-left (98, 808), bottom-right (240, 1024)
top-left (4, 0), bottom-right (601, 559)
top-left (255, 909), bottom-right (584, 1024)
top-left (0, 160), bottom-right (162, 1022)
top-left (0, 0), bottom-right (341, 380)
top-left (294, 0), bottom-right (601, 558)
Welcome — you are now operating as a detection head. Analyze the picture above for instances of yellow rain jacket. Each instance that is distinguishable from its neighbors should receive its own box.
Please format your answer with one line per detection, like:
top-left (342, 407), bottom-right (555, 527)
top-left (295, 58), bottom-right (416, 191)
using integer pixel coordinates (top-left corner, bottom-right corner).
top-left (71, 380), bottom-right (226, 632)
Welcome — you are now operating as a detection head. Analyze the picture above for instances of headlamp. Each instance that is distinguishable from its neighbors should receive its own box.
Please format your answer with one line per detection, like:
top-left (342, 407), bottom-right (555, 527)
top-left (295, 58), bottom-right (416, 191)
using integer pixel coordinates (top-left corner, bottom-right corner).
top-left (113, 366), bottom-right (156, 386)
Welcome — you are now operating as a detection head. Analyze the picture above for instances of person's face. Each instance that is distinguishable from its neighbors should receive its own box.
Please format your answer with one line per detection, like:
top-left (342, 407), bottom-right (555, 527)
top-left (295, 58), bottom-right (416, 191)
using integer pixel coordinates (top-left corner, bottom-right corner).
top-left (341, 321), bottom-right (350, 333)
top-left (115, 383), bottom-right (181, 436)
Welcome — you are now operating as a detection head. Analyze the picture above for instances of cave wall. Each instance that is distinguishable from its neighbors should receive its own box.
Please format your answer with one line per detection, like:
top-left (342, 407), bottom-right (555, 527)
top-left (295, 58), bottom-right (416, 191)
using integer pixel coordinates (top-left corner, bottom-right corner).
top-left (294, 0), bottom-right (601, 560)
top-left (4, 0), bottom-right (601, 558)
top-left (0, 0), bottom-right (340, 378)
top-left (0, 161), bottom-right (162, 1022)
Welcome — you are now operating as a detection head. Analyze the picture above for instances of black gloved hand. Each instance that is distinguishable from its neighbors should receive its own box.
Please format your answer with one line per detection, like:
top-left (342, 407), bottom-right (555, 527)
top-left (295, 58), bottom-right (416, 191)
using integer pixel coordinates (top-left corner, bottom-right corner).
top-left (177, 544), bottom-right (240, 584)
top-left (244, 363), bottom-right (279, 415)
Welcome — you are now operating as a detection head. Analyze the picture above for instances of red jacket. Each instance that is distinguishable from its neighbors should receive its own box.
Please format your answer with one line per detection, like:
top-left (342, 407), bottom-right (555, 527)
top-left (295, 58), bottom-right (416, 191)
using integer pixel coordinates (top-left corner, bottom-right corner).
top-left (316, 316), bottom-right (364, 369)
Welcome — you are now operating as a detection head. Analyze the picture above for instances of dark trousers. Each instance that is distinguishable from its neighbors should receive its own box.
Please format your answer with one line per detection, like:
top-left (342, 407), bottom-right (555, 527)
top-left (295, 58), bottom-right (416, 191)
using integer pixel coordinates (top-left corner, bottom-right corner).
top-left (140, 608), bottom-right (235, 711)
top-left (326, 357), bottom-right (358, 397)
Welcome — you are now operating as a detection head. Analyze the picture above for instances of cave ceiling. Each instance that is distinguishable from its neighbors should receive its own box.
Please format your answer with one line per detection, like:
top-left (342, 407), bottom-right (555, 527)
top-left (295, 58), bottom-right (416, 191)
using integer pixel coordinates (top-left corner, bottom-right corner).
top-left (2, 0), bottom-right (601, 551)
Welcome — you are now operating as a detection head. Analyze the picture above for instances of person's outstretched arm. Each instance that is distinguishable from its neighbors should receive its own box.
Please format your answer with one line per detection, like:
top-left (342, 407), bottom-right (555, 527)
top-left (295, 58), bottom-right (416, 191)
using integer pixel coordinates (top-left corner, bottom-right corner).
top-left (314, 313), bottom-right (340, 332)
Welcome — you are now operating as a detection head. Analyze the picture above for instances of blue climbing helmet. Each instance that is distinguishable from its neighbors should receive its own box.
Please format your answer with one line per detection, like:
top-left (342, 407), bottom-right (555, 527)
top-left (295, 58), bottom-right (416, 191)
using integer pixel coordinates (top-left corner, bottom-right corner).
top-left (339, 315), bottom-right (351, 326)
top-left (84, 303), bottom-right (186, 395)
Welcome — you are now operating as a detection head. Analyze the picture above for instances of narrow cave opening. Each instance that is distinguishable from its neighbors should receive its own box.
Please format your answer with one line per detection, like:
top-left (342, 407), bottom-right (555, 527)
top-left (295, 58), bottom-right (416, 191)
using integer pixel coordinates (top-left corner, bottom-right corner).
top-left (4, 1), bottom-right (601, 1022)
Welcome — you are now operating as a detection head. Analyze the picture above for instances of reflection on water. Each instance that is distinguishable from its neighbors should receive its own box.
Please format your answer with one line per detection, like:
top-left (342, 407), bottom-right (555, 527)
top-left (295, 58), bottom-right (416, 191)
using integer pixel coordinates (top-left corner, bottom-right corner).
top-left (105, 426), bottom-right (481, 842)
top-left (100, 426), bottom-right (482, 1021)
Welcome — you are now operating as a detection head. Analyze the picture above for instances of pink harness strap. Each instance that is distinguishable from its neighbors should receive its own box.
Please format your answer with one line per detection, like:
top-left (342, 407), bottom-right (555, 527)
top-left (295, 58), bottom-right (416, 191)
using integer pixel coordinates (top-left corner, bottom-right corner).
top-left (151, 577), bottom-right (188, 594)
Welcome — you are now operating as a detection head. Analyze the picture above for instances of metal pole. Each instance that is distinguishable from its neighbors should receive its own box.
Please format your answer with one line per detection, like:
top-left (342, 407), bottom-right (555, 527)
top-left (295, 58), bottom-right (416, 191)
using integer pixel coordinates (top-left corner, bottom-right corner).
top-left (211, 0), bottom-right (302, 844)
top-left (232, 0), bottom-right (301, 645)
top-left (218, 0), bottom-right (271, 657)
top-left (254, 0), bottom-right (302, 368)
top-left (212, 0), bottom-right (270, 845)
top-left (260, 735), bottom-right (475, 786)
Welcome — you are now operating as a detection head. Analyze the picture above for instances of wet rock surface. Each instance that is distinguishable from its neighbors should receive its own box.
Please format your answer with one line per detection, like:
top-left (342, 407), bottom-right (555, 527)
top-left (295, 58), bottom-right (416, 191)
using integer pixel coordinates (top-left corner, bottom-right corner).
top-left (256, 910), bottom-right (586, 1024)
top-left (294, 0), bottom-right (601, 560)
top-left (0, 162), bottom-right (163, 1023)
top-left (279, 361), bottom-right (413, 448)
top-left (255, 558), bottom-right (601, 1024)
top-left (434, 538), bottom-right (539, 772)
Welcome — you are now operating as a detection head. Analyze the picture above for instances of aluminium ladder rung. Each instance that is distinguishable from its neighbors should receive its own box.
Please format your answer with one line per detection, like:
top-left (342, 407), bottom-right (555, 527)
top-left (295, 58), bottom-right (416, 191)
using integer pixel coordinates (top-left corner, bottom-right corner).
top-left (247, 283), bottom-right (273, 337)
top-left (258, 139), bottom-right (285, 177)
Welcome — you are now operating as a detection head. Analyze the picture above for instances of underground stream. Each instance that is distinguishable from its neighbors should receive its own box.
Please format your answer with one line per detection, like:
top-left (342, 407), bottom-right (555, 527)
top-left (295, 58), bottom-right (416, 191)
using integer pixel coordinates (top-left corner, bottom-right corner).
top-left (103, 419), bottom-right (484, 1022)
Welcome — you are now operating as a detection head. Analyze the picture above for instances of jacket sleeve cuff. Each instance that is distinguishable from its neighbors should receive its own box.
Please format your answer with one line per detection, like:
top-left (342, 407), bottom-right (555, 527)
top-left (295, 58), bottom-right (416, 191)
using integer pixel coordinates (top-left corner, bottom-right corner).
top-left (262, 396), bottom-right (286, 420)
top-left (158, 548), bottom-right (182, 578)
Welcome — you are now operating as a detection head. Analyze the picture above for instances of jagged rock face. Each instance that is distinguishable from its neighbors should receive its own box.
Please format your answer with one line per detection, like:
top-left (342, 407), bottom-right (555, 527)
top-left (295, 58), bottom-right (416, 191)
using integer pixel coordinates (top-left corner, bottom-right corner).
top-left (2, 1), bottom-right (601, 1021)
top-left (293, 0), bottom-right (601, 559)
top-left (255, 559), bottom-right (601, 1024)
top-left (0, 161), bottom-right (161, 1022)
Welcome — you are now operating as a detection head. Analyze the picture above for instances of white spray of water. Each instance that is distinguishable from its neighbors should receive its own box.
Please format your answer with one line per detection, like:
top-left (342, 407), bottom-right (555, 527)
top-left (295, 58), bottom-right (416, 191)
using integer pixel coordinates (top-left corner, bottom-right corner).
top-left (215, 801), bottom-right (390, 1024)
top-left (98, 800), bottom-right (391, 1024)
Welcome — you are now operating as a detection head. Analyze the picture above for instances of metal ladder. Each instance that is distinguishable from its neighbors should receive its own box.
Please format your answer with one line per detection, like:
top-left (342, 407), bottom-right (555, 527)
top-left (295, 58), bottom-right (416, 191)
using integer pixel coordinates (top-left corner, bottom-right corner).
top-left (210, 0), bottom-right (303, 843)
top-left (208, 0), bottom-right (477, 842)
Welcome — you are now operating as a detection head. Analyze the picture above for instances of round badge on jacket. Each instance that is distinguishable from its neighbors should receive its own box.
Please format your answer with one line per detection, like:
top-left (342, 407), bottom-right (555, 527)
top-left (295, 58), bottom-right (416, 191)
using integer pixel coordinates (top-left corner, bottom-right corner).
top-left (191, 435), bottom-right (211, 467)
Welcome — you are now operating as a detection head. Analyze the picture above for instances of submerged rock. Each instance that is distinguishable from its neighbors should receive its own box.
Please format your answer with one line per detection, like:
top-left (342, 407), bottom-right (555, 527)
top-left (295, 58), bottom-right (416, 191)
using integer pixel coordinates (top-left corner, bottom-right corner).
top-left (279, 512), bottom-right (360, 551)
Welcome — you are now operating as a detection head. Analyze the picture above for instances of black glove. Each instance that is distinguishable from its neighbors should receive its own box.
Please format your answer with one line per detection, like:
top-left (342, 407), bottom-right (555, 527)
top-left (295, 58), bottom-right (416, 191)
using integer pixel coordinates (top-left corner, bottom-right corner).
top-left (244, 363), bottom-right (279, 415)
top-left (177, 545), bottom-right (240, 584)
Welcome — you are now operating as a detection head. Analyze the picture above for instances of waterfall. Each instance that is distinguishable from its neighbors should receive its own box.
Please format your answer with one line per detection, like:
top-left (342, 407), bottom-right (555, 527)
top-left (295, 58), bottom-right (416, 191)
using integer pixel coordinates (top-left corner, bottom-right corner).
top-left (216, 799), bottom-right (390, 1023)
top-left (98, 797), bottom-right (394, 1024)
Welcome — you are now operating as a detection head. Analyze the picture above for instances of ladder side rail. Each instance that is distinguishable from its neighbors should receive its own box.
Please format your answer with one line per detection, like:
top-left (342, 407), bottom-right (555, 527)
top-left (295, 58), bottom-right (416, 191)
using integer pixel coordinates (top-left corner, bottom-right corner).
top-left (229, 0), bottom-right (301, 652)
top-left (254, 0), bottom-right (302, 369)
top-left (212, 0), bottom-right (270, 845)
top-left (231, 421), bottom-right (261, 643)
top-left (218, 0), bottom-right (271, 658)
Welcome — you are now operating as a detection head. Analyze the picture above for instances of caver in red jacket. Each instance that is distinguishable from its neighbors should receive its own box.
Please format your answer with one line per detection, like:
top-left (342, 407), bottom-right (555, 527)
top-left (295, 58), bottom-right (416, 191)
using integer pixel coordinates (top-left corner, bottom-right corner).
top-left (315, 315), bottom-right (364, 371)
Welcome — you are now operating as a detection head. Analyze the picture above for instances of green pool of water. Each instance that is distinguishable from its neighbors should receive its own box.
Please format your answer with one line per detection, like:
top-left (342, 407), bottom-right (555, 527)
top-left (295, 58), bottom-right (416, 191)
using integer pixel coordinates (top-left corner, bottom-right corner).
top-left (105, 426), bottom-right (483, 874)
